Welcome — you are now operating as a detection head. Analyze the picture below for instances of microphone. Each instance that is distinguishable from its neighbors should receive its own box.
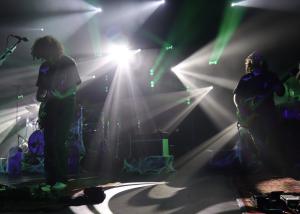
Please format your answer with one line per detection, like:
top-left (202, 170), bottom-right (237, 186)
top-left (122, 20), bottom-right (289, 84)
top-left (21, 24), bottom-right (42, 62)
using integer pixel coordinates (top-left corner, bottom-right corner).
top-left (10, 34), bottom-right (29, 42)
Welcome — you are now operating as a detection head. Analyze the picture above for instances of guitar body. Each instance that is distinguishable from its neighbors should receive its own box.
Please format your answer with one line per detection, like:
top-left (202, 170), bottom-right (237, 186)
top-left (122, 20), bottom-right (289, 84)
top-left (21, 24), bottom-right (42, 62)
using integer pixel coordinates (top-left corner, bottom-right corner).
top-left (234, 69), bottom-right (293, 128)
top-left (38, 102), bottom-right (47, 129)
top-left (36, 88), bottom-right (49, 103)
top-left (36, 88), bottom-right (50, 129)
top-left (234, 94), bottom-right (266, 128)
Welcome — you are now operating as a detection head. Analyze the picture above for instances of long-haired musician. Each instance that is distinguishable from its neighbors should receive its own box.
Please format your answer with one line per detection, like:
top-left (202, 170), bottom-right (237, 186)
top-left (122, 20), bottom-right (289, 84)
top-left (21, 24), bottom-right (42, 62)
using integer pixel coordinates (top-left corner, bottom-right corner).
top-left (32, 36), bottom-right (81, 191)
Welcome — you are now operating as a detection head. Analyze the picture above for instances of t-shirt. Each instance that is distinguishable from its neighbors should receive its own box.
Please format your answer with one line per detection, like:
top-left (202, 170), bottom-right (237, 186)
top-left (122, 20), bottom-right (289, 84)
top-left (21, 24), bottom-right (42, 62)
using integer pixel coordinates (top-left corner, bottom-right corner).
top-left (36, 55), bottom-right (81, 93)
top-left (233, 69), bottom-right (283, 116)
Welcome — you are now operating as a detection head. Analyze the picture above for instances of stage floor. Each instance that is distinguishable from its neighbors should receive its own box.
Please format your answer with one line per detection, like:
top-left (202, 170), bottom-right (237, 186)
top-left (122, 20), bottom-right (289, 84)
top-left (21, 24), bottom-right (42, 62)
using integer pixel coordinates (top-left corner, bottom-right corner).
top-left (3, 153), bottom-right (299, 213)
top-left (0, 166), bottom-right (241, 213)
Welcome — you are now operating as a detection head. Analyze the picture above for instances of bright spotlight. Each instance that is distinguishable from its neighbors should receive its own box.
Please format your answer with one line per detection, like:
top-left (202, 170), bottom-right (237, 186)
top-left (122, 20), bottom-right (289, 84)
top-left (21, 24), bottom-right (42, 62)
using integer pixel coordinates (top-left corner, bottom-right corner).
top-left (95, 7), bottom-right (102, 13)
top-left (209, 60), bottom-right (218, 65)
top-left (171, 66), bottom-right (182, 73)
top-left (108, 44), bottom-right (140, 65)
top-left (231, 0), bottom-right (247, 7)
top-left (158, 0), bottom-right (165, 5)
top-left (110, 44), bottom-right (129, 63)
top-left (40, 28), bottom-right (44, 31)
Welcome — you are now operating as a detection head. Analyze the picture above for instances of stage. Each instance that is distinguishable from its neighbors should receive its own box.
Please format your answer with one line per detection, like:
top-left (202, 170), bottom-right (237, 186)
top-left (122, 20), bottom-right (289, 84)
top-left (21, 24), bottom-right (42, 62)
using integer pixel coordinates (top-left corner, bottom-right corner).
top-left (0, 165), bottom-right (241, 213)
top-left (1, 0), bottom-right (300, 213)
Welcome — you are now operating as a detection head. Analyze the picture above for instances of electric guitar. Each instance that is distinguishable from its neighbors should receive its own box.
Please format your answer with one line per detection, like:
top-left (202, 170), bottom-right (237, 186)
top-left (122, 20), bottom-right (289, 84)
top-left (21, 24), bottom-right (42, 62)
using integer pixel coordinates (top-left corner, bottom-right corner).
top-left (36, 88), bottom-right (50, 129)
top-left (235, 68), bottom-right (299, 128)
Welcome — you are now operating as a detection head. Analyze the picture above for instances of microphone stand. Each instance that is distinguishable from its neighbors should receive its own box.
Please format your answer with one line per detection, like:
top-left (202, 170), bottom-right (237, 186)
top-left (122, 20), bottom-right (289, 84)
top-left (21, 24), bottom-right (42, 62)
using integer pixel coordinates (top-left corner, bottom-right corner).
top-left (0, 38), bottom-right (22, 67)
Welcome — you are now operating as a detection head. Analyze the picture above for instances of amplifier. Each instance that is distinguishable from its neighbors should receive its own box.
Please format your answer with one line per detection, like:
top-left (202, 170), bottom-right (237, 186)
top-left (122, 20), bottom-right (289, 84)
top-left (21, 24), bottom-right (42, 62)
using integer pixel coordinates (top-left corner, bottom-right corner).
top-left (131, 135), bottom-right (170, 159)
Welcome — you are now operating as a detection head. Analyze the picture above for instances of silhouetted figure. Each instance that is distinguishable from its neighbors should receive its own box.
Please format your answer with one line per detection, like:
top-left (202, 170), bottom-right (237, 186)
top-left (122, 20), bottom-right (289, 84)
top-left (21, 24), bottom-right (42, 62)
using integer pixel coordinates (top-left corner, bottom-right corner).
top-left (32, 36), bottom-right (81, 190)
top-left (233, 52), bottom-right (285, 167)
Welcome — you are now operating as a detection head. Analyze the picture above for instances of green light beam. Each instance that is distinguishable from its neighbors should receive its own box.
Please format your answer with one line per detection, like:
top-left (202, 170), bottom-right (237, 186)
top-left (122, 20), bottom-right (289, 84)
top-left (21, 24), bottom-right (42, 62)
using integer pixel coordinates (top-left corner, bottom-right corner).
top-left (209, 5), bottom-right (245, 64)
top-left (87, 0), bottom-right (102, 56)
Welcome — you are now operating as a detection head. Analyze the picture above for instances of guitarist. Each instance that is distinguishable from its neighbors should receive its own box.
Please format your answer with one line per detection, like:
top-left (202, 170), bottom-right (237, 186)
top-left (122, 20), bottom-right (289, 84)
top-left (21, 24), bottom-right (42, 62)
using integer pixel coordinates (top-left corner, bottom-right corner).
top-left (31, 36), bottom-right (81, 191)
top-left (233, 52), bottom-right (285, 166)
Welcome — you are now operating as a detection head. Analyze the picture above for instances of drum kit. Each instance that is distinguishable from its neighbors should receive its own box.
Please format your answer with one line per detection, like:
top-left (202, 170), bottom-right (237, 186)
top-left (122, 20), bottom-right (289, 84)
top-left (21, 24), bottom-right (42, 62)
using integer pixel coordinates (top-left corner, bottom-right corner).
top-left (1, 104), bottom-right (85, 175)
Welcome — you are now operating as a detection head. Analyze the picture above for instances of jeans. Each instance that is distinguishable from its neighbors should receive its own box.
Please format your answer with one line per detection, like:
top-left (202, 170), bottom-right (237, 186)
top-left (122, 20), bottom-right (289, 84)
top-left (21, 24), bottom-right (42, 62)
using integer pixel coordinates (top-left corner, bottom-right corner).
top-left (43, 96), bottom-right (75, 185)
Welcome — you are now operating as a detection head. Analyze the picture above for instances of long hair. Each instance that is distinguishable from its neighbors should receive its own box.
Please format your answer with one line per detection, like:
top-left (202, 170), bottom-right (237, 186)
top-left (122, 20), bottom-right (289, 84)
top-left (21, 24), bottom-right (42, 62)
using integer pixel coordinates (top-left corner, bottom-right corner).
top-left (31, 36), bottom-right (64, 60)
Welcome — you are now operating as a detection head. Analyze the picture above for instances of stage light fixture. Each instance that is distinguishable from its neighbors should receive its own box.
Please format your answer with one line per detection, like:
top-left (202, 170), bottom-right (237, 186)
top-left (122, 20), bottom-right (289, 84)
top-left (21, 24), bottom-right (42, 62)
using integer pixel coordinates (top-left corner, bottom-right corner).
top-left (150, 80), bottom-right (155, 88)
top-left (209, 60), bottom-right (218, 65)
top-left (150, 69), bottom-right (155, 76)
top-left (186, 98), bottom-right (191, 105)
top-left (110, 44), bottom-right (129, 64)
top-left (231, 0), bottom-right (247, 7)
top-left (95, 7), bottom-right (102, 13)
top-left (165, 44), bottom-right (173, 50)
top-left (108, 44), bottom-right (140, 65)
top-left (171, 66), bottom-right (180, 73)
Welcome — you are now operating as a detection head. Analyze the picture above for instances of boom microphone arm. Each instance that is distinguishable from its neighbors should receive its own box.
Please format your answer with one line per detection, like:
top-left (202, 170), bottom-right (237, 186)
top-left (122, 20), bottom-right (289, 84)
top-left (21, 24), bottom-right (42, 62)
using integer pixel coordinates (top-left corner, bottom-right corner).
top-left (0, 35), bottom-right (28, 67)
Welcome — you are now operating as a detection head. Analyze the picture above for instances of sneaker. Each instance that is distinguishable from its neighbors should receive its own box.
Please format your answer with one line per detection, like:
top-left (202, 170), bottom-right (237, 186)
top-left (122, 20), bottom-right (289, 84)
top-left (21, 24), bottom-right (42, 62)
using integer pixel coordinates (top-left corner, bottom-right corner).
top-left (41, 184), bottom-right (51, 192)
top-left (52, 182), bottom-right (67, 191)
